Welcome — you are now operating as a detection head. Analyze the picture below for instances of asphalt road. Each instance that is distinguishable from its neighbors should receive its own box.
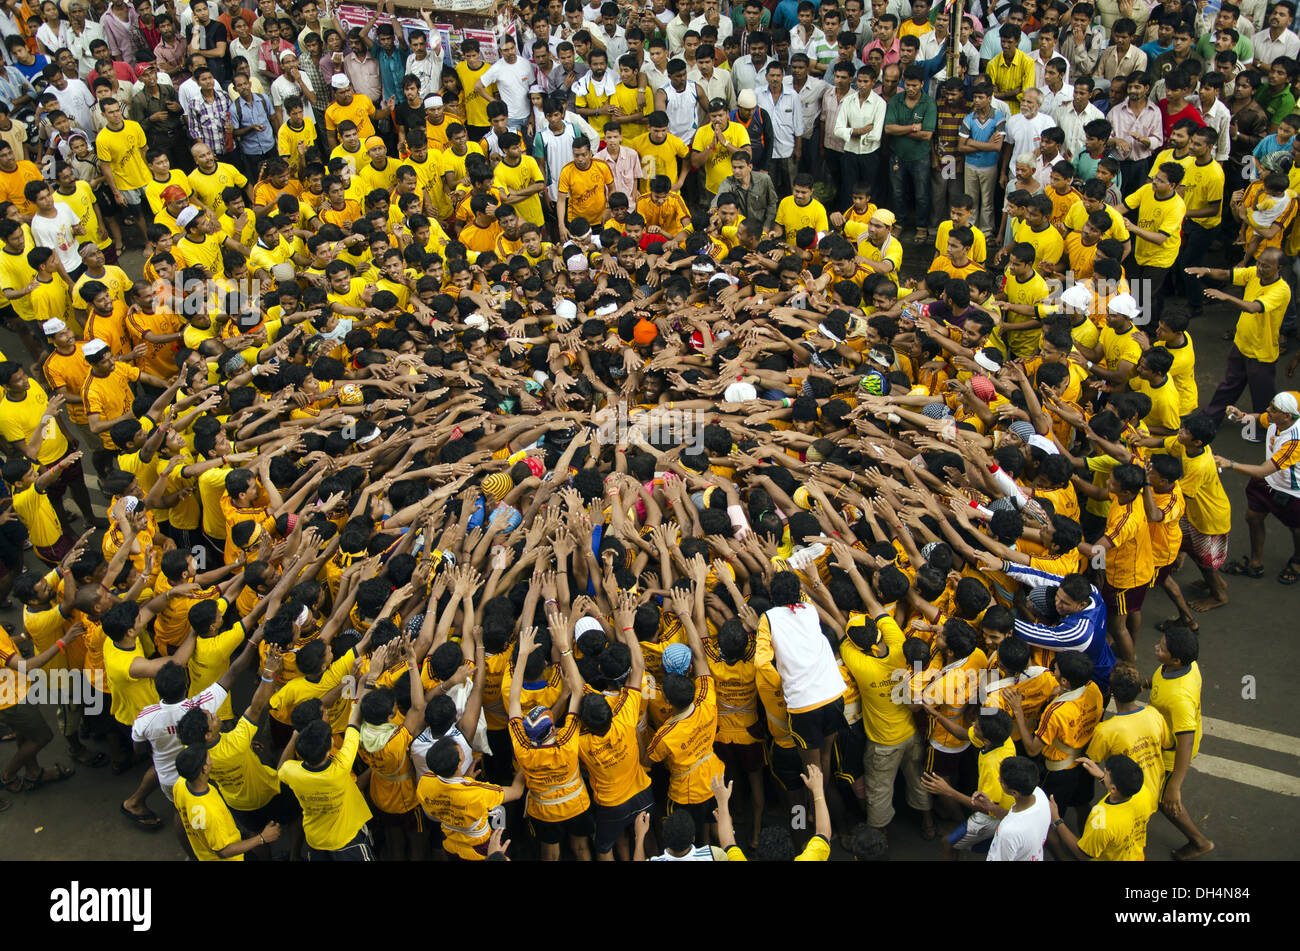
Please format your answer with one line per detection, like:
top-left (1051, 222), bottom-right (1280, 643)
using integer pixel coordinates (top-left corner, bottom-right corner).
top-left (1, 247), bottom-right (1298, 862)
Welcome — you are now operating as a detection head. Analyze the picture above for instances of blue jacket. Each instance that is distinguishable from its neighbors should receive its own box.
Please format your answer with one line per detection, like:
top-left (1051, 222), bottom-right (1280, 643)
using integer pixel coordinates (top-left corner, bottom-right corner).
top-left (1003, 562), bottom-right (1116, 692)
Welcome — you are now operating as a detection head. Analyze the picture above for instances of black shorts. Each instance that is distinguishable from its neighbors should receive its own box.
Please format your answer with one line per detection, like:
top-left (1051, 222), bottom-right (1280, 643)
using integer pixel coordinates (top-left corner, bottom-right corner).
top-left (484, 727), bottom-right (514, 785)
top-left (833, 719), bottom-right (868, 782)
top-left (1246, 476), bottom-right (1300, 529)
top-left (593, 785), bottom-right (654, 854)
top-left (765, 741), bottom-right (805, 791)
top-left (530, 804), bottom-right (596, 845)
top-left (927, 744), bottom-right (977, 794)
top-left (230, 788), bottom-right (301, 832)
top-left (714, 740), bottom-right (764, 774)
top-left (788, 698), bottom-right (846, 750)
top-left (306, 825), bottom-right (375, 861)
top-left (369, 805), bottom-right (425, 833)
top-left (665, 796), bottom-right (716, 832)
top-left (1041, 763), bottom-right (1094, 808)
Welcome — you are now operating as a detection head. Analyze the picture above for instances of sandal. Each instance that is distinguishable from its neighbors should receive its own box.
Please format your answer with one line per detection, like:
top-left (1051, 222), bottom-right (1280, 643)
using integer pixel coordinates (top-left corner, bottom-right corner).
top-left (0, 729), bottom-right (15, 742)
top-left (1223, 556), bottom-right (1265, 578)
top-left (120, 804), bottom-right (164, 830)
top-left (0, 772), bottom-right (23, 793)
top-left (70, 747), bottom-right (109, 768)
top-left (1155, 617), bottom-right (1198, 633)
top-left (27, 763), bottom-right (75, 789)
top-left (1278, 559), bottom-right (1300, 585)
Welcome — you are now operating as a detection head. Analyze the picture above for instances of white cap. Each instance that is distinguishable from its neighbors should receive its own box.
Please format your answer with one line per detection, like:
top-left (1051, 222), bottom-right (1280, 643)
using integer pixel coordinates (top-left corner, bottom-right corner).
top-left (463, 313), bottom-right (488, 330)
top-left (690, 259), bottom-right (715, 273)
top-left (737, 88), bottom-right (757, 109)
top-left (1060, 283), bottom-right (1093, 311)
top-left (1274, 392), bottom-right (1300, 415)
top-left (423, 94), bottom-right (444, 107)
top-left (271, 262), bottom-right (297, 283)
top-left (973, 350), bottom-right (1000, 373)
top-left (331, 73), bottom-right (350, 89)
top-left (82, 339), bottom-right (108, 357)
top-left (594, 302), bottom-right (618, 317)
top-left (1107, 292), bottom-right (1140, 320)
top-left (121, 496), bottom-right (140, 515)
top-left (528, 83), bottom-right (544, 94)
top-left (574, 616), bottom-right (603, 637)
top-left (42, 318), bottom-right (66, 336)
top-left (565, 253), bottom-right (588, 272)
top-left (1027, 434), bottom-right (1059, 455)
top-left (176, 205), bottom-right (201, 230)
top-left (724, 381), bottom-right (757, 403)
top-left (554, 299), bottom-right (577, 321)
top-left (279, 49), bottom-right (298, 62)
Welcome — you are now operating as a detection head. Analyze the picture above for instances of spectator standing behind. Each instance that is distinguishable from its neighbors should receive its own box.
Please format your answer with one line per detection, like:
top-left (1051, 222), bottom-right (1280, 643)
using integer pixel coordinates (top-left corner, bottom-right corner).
top-left (987, 23), bottom-right (1036, 115)
top-left (833, 66), bottom-right (885, 211)
top-left (931, 78), bottom-right (968, 230)
top-left (959, 80), bottom-right (1004, 239)
top-left (1108, 71), bottom-right (1162, 193)
top-left (883, 64), bottom-right (935, 244)
top-left (187, 0), bottom-right (232, 86)
top-left (755, 61), bottom-right (803, 196)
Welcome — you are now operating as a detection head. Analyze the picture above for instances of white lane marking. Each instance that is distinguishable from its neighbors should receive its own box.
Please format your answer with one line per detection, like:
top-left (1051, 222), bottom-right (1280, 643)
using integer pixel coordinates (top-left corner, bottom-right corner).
top-left (1190, 754), bottom-right (1300, 798)
top-left (1202, 717), bottom-right (1300, 759)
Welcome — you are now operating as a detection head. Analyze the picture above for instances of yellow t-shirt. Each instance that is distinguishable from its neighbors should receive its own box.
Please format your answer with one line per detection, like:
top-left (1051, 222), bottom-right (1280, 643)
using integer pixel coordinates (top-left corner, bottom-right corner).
top-left (1181, 157), bottom-right (1225, 230)
top-left (1123, 184), bottom-right (1185, 268)
top-left (857, 234), bottom-right (903, 286)
top-left (209, 714), bottom-right (282, 811)
top-left (456, 62), bottom-right (493, 127)
top-left (278, 724), bottom-right (373, 851)
top-left (143, 170), bottom-right (192, 215)
top-left (54, 180), bottom-right (110, 249)
top-left (1149, 661), bottom-right (1202, 772)
top-left (629, 132), bottom-right (688, 182)
top-left (416, 772), bottom-right (503, 860)
top-left (324, 93), bottom-right (376, 140)
top-left (1155, 334), bottom-right (1198, 415)
top-left (558, 159), bottom-right (614, 221)
top-left (0, 378), bottom-right (68, 466)
top-left (508, 712), bottom-right (590, 822)
top-left (610, 82), bottom-right (651, 138)
top-left (1130, 375), bottom-right (1182, 432)
top-left (492, 156), bottom-right (546, 226)
top-left (356, 158), bottom-right (400, 196)
top-left (691, 121), bottom-right (750, 194)
top-left (934, 218), bottom-right (987, 263)
top-left (278, 118), bottom-right (317, 171)
top-left (578, 686), bottom-right (653, 806)
top-left (103, 635), bottom-right (160, 725)
top-left (1062, 201), bottom-right (1131, 242)
top-left (1159, 435), bottom-right (1232, 535)
top-left (1013, 219), bottom-right (1064, 268)
top-left (12, 482), bottom-right (62, 548)
top-left (1230, 266), bottom-right (1291, 364)
top-left (188, 163), bottom-right (249, 219)
top-left (173, 781), bottom-right (244, 861)
top-left (0, 248), bottom-right (36, 320)
top-left (775, 195), bottom-right (829, 246)
top-left (645, 675), bottom-right (726, 804)
top-left (839, 614), bottom-right (914, 746)
top-left (1077, 791), bottom-right (1155, 860)
top-left (95, 120), bottom-right (150, 190)
top-left (1086, 703), bottom-right (1174, 812)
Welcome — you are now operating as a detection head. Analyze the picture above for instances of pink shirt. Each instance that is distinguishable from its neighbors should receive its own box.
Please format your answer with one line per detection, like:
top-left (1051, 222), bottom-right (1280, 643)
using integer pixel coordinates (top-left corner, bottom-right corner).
top-left (862, 37), bottom-right (900, 66)
top-left (596, 144), bottom-right (641, 200)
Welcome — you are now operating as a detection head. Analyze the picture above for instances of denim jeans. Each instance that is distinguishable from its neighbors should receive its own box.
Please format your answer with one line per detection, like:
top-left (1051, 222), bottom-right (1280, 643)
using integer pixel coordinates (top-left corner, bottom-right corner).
top-left (889, 152), bottom-right (930, 231)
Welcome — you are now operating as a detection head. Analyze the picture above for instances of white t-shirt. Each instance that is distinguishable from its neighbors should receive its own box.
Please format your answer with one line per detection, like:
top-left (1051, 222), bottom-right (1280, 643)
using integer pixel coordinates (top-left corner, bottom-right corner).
top-left (30, 205), bottom-right (82, 272)
top-left (132, 683), bottom-right (229, 801)
top-left (411, 723), bottom-right (474, 780)
top-left (482, 55), bottom-right (534, 120)
top-left (1005, 111), bottom-right (1057, 165)
top-left (986, 788), bottom-right (1052, 861)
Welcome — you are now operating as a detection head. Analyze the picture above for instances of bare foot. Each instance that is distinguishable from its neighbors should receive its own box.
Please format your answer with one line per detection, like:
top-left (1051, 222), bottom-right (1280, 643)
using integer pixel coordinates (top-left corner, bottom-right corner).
top-left (1189, 595), bottom-right (1228, 612)
top-left (920, 815), bottom-right (937, 840)
top-left (1172, 840), bottom-right (1215, 861)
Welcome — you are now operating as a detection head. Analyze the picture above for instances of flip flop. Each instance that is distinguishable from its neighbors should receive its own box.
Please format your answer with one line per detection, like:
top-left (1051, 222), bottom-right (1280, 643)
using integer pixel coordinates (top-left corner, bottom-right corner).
top-left (120, 804), bottom-right (164, 830)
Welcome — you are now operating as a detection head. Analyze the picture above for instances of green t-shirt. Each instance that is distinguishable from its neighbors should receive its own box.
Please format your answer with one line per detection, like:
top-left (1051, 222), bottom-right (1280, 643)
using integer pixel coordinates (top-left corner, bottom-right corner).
top-left (884, 92), bottom-right (937, 163)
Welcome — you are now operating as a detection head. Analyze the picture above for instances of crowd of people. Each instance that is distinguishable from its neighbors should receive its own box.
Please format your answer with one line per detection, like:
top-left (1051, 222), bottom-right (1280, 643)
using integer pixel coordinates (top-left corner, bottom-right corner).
top-left (0, 0), bottom-right (1298, 864)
